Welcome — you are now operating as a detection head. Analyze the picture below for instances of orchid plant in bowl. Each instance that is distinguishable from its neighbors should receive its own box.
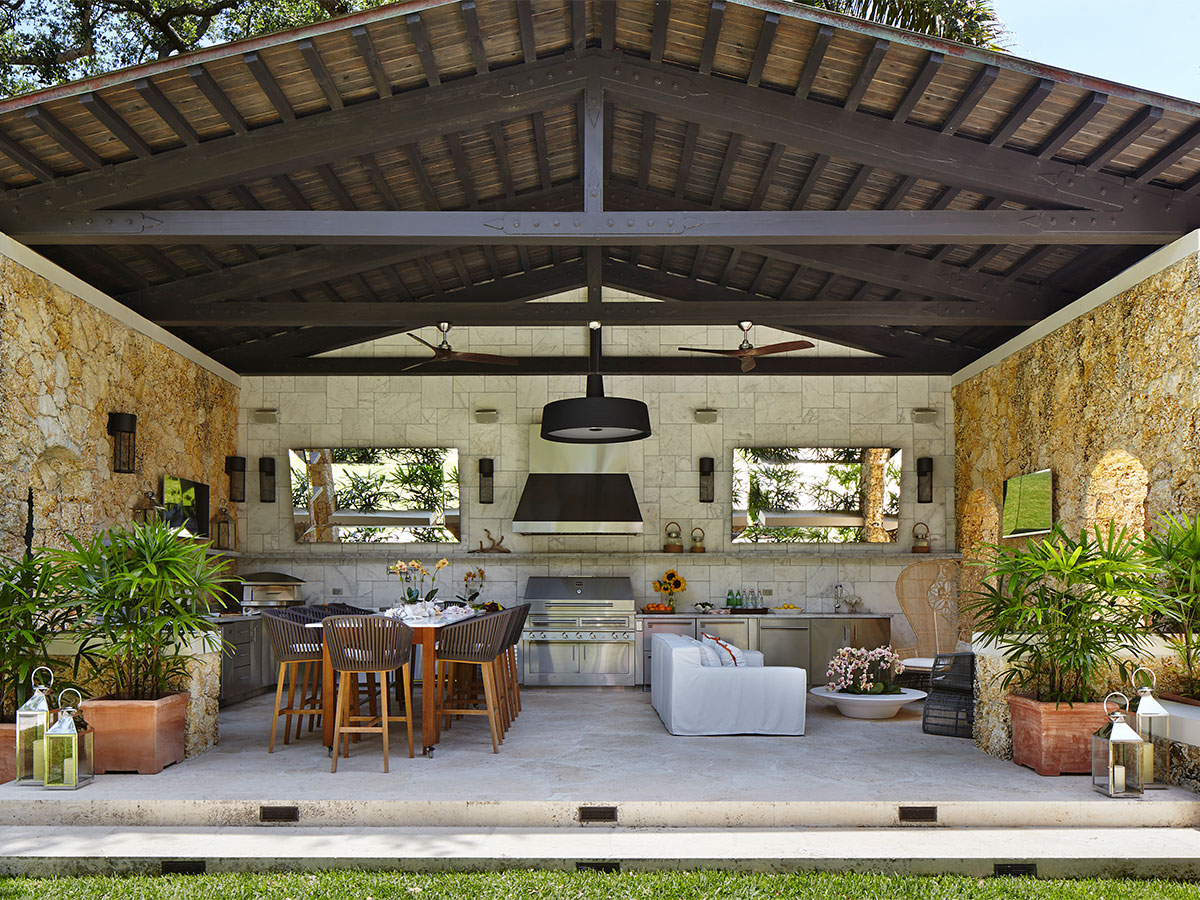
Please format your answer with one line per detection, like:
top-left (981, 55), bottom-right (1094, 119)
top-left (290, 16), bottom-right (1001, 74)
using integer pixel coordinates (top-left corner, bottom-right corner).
top-left (388, 557), bottom-right (448, 607)
top-left (457, 567), bottom-right (486, 607)
top-left (826, 645), bottom-right (905, 695)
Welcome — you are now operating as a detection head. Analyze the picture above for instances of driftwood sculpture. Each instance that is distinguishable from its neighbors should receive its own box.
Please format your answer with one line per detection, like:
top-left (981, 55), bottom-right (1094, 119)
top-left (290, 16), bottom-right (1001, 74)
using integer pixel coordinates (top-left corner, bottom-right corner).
top-left (469, 528), bottom-right (511, 553)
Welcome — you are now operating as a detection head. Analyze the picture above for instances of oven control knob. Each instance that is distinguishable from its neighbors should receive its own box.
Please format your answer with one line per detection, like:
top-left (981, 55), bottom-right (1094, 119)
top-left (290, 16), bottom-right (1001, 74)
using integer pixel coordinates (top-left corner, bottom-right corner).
top-left (588, 632), bottom-right (595, 639)
top-left (575, 632), bottom-right (582, 640)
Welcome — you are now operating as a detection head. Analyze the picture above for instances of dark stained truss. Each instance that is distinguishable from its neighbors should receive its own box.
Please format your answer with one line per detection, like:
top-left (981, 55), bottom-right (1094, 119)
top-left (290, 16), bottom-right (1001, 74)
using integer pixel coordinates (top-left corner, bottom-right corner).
top-left (0, 0), bottom-right (1199, 375)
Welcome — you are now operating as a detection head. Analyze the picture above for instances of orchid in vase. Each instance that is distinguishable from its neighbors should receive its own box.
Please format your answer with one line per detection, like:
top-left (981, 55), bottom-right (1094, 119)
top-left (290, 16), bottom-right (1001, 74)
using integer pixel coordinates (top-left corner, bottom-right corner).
top-left (457, 567), bottom-right (486, 606)
top-left (388, 557), bottom-right (449, 606)
top-left (826, 645), bottom-right (905, 695)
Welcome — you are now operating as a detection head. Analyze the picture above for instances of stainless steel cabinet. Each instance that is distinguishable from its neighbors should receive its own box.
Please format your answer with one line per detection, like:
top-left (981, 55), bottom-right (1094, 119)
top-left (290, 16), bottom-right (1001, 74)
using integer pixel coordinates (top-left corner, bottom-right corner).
top-left (808, 617), bottom-right (891, 686)
top-left (757, 620), bottom-right (811, 671)
top-left (698, 618), bottom-right (750, 648)
top-left (218, 616), bottom-right (277, 707)
top-left (640, 617), bottom-right (697, 687)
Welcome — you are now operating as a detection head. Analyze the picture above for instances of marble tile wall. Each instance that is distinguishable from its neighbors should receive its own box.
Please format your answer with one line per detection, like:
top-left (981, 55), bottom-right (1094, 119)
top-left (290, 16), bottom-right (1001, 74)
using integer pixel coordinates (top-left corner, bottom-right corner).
top-left (237, 311), bottom-right (955, 621)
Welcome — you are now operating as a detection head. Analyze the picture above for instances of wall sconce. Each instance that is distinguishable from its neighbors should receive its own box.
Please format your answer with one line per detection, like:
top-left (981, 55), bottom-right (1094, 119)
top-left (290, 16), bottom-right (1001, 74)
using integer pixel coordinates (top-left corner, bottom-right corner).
top-left (917, 457), bottom-right (933, 504)
top-left (694, 408), bottom-right (718, 425)
top-left (259, 457), bottom-right (276, 503)
top-left (225, 456), bottom-right (246, 503)
top-left (210, 506), bottom-right (237, 552)
top-left (474, 408), bottom-right (499, 424)
top-left (699, 457), bottom-right (715, 503)
top-left (479, 458), bottom-right (495, 504)
top-left (106, 412), bottom-right (136, 474)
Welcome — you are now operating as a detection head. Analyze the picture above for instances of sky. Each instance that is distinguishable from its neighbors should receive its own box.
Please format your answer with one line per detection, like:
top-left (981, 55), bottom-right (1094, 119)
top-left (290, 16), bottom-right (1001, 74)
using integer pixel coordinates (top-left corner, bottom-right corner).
top-left (992, 0), bottom-right (1200, 103)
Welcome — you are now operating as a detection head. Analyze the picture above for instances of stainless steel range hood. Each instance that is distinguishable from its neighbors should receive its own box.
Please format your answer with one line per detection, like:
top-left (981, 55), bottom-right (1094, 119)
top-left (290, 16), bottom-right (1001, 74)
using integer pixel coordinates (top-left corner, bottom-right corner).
top-left (513, 426), bottom-right (643, 534)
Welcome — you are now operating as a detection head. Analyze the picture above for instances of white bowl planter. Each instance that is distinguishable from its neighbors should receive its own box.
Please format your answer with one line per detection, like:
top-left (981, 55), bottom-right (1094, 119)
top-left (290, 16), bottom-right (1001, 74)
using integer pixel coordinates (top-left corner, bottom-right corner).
top-left (811, 686), bottom-right (927, 720)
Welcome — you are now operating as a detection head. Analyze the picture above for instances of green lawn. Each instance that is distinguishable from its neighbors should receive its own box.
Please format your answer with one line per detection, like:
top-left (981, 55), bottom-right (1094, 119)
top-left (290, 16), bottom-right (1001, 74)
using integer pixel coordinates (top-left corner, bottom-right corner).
top-left (2, 871), bottom-right (1200, 900)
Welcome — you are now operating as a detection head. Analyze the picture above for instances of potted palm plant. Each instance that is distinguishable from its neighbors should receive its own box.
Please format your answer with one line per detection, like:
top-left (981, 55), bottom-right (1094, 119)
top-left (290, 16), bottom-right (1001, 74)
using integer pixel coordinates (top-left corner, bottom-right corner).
top-left (1140, 513), bottom-right (1200, 703)
top-left (966, 523), bottom-right (1154, 775)
top-left (57, 521), bottom-right (230, 775)
top-left (0, 551), bottom-right (72, 784)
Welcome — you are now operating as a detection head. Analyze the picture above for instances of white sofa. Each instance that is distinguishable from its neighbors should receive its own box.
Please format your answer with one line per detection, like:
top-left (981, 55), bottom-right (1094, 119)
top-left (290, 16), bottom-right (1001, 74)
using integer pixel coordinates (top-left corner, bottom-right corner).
top-left (650, 632), bottom-right (807, 735)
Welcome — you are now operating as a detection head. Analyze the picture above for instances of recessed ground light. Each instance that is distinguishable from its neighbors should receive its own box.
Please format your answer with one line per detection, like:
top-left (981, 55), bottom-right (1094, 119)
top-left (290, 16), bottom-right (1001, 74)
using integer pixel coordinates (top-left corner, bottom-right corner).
top-left (694, 408), bottom-right (718, 424)
top-left (252, 408), bottom-right (278, 424)
top-left (474, 408), bottom-right (499, 424)
top-left (910, 407), bottom-right (938, 424)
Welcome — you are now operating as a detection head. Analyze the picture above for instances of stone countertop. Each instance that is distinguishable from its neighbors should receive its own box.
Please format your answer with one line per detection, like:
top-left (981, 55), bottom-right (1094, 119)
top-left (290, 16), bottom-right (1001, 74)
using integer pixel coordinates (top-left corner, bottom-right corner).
top-left (635, 610), bottom-right (893, 619)
top-left (208, 613), bottom-right (259, 624)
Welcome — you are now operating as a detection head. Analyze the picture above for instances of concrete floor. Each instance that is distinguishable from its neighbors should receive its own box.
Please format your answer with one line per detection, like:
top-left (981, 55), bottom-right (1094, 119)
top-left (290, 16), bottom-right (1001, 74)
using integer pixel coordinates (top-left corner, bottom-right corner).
top-left (3, 687), bottom-right (1198, 828)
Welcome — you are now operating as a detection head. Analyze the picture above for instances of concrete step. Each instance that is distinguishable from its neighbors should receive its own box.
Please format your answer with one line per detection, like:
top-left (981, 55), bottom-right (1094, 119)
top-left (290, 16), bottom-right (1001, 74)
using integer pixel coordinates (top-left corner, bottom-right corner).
top-left (3, 825), bottom-right (1200, 879)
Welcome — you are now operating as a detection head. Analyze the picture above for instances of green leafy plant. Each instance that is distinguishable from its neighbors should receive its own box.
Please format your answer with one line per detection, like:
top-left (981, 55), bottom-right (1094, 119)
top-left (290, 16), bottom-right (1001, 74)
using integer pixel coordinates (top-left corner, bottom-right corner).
top-left (964, 523), bottom-right (1154, 705)
top-left (1140, 513), bottom-right (1200, 698)
top-left (0, 551), bottom-right (73, 721)
top-left (55, 522), bottom-right (232, 701)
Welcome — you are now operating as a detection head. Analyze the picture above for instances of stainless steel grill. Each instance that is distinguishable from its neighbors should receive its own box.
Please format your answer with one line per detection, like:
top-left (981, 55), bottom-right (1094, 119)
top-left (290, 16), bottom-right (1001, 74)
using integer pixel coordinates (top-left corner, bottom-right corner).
top-left (520, 576), bottom-right (636, 686)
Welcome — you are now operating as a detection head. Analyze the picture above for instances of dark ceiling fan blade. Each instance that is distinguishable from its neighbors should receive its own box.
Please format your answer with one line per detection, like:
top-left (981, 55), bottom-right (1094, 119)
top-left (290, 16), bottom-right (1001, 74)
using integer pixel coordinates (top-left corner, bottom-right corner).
top-left (449, 351), bottom-right (519, 367)
top-left (746, 340), bottom-right (816, 357)
top-left (740, 356), bottom-right (758, 373)
top-left (678, 346), bottom-right (745, 357)
top-left (407, 333), bottom-right (439, 351)
top-left (399, 358), bottom-right (433, 372)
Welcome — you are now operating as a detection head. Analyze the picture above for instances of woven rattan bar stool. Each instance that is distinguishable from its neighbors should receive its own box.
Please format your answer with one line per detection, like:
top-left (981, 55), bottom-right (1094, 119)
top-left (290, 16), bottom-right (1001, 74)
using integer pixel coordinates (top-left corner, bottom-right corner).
top-left (501, 604), bottom-right (530, 723)
top-left (434, 609), bottom-right (510, 753)
top-left (323, 615), bottom-right (415, 773)
top-left (261, 611), bottom-right (324, 752)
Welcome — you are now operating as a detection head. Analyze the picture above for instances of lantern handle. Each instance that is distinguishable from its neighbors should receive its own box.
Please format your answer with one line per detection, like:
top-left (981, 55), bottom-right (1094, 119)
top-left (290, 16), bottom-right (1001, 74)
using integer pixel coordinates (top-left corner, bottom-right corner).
top-left (57, 687), bottom-right (83, 710)
top-left (1103, 691), bottom-right (1130, 718)
top-left (1130, 666), bottom-right (1157, 691)
top-left (31, 666), bottom-right (53, 689)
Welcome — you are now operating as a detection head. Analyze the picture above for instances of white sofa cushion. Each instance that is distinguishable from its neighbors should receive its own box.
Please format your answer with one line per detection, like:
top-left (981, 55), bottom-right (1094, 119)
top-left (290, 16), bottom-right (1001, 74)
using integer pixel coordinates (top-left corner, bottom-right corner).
top-left (696, 639), bottom-right (723, 667)
top-left (650, 633), bottom-right (806, 736)
top-left (700, 632), bottom-right (746, 667)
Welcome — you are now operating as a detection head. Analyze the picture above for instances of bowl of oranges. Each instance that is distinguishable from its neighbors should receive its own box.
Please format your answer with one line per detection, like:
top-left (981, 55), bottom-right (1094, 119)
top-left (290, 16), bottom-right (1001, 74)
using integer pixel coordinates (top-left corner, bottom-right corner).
top-left (641, 602), bottom-right (675, 613)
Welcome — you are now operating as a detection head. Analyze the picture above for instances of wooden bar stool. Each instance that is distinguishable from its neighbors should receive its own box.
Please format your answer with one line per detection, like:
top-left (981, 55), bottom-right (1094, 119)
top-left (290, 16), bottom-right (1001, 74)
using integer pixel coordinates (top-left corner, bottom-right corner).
top-left (434, 609), bottom-right (510, 753)
top-left (323, 615), bottom-right (415, 773)
top-left (261, 611), bottom-right (324, 752)
top-left (501, 604), bottom-right (530, 724)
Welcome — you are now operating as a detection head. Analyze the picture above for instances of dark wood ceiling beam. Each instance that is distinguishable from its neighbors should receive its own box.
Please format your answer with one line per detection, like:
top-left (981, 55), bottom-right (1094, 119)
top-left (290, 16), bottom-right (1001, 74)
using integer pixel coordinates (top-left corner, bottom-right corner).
top-left (583, 79), bottom-right (603, 212)
top-left (748, 143), bottom-right (785, 209)
top-left (28, 207), bottom-right (1187, 245)
top-left (235, 354), bottom-right (957, 376)
top-left (791, 153), bottom-right (829, 210)
top-left (779, 264), bottom-right (807, 299)
top-left (650, 1), bottom-right (671, 64)
top-left (78, 92), bottom-right (151, 159)
top-left (187, 65), bottom-right (248, 135)
top-left (836, 165), bottom-right (873, 210)
top-left (532, 111), bottom-right (554, 190)
top-left (600, 0), bottom-right (616, 51)
top-left (3, 56), bottom-right (583, 218)
top-left (571, 0), bottom-right (587, 55)
top-left (599, 55), bottom-right (1179, 213)
top-left (1036, 91), bottom-right (1107, 159)
top-left (844, 39), bottom-right (889, 113)
top-left (416, 256), bottom-right (444, 296)
top-left (134, 78), bottom-right (200, 146)
top-left (241, 53), bottom-right (295, 123)
top-left (748, 259), bottom-right (772, 295)
top-left (296, 39), bottom-right (344, 110)
top-left (516, 2), bottom-right (537, 64)
top-left (989, 78), bottom-right (1054, 148)
top-left (403, 15), bottom-right (440, 88)
top-left (746, 12), bottom-right (779, 88)
top-left (797, 324), bottom-right (978, 363)
top-left (637, 111), bottom-right (655, 190)
top-left (674, 121), bottom-right (699, 200)
top-left (697, 0), bottom-right (725, 76)
top-left (25, 106), bottom-right (103, 170)
top-left (460, 1), bottom-right (490, 74)
top-left (794, 24), bottom-right (833, 100)
top-left (1085, 106), bottom-right (1162, 171)
top-left (1136, 121), bottom-right (1200, 183)
top-left (718, 248), bottom-right (742, 286)
top-left (881, 174), bottom-right (917, 210)
top-left (315, 163), bottom-right (355, 209)
top-left (892, 52), bottom-right (943, 123)
top-left (353, 24), bottom-right (394, 96)
top-left (939, 64), bottom-right (999, 136)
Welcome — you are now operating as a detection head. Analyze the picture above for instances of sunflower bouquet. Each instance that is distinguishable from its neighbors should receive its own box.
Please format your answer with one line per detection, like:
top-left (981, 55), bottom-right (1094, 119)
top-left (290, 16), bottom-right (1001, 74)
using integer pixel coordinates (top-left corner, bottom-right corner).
top-left (388, 557), bottom-right (449, 604)
top-left (651, 569), bottom-right (687, 611)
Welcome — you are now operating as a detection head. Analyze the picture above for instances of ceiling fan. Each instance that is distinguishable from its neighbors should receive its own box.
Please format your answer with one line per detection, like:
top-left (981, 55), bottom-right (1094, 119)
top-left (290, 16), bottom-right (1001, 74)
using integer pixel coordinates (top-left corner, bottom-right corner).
top-left (400, 322), bottom-right (519, 372)
top-left (678, 321), bottom-right (815, 372)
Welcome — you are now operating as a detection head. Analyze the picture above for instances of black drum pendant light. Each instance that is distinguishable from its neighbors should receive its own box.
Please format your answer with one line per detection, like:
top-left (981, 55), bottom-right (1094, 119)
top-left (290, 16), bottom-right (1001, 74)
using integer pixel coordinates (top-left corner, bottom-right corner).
top-left (541, 323), bottom-right (651, 443)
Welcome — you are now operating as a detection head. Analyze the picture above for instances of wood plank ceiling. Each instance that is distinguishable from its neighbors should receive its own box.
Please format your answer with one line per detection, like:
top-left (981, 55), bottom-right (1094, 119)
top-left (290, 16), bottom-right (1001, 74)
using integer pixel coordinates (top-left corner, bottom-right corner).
top-left (1, 0), bottom-right (1199, 375)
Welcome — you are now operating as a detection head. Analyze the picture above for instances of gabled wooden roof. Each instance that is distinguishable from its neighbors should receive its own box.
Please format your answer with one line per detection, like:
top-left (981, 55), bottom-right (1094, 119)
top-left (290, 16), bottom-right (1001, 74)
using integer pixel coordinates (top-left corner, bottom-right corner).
top-left (1, 0), bottom-right (1198, 375)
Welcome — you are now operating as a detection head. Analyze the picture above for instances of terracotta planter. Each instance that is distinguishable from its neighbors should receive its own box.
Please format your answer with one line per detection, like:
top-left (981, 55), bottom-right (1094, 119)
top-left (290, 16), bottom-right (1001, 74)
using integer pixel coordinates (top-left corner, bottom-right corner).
top-left (1007, 694), bottom-right (1110, 776)
top-left (1162, 692), bottom-right (1200, 709)
top-left (81, 691), bottom-right (189, 775)
top-left (0, 723), bottom-right (15, 784)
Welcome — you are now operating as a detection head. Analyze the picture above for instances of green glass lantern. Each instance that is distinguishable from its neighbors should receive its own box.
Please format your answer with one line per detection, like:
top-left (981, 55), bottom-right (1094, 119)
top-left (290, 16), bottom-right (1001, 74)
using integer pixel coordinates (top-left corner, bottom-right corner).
top-left (42, 689), bottom-right (93, 791)
top-left (1131, 667), bottom-right (1170, 790)
top-left (1092, 692), bottom-right (1144, 799)
top-left (14, 666), bottom-right (53, 786)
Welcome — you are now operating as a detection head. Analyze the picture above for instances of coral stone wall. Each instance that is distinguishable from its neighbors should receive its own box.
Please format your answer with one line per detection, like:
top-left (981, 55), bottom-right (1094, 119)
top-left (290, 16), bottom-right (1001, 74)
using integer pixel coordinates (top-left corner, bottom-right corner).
top-left (0, 245), bottom-right (240, 757)
top-left (956, 248), bottom-right (1200, 759)
top-left (0, 251), bottom-right (241, 553)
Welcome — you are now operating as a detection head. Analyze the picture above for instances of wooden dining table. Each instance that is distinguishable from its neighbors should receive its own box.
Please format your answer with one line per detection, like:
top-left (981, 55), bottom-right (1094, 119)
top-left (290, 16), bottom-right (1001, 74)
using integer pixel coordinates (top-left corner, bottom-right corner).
top-left (310, 610), bottom-right (474, 756)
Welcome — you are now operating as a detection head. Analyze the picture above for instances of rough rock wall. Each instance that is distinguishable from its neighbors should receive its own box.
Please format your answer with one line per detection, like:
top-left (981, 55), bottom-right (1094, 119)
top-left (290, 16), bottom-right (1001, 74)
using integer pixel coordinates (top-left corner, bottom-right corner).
top-left (956, 250), bottom-right (1200, 759)
top-left (0, 253), bottom-right (241, 554)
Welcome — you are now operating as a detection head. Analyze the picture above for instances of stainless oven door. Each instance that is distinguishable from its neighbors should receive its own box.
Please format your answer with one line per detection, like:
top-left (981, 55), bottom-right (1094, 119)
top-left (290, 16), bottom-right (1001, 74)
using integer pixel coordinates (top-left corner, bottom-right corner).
top-left (520, 636), bottom-right (636, 686)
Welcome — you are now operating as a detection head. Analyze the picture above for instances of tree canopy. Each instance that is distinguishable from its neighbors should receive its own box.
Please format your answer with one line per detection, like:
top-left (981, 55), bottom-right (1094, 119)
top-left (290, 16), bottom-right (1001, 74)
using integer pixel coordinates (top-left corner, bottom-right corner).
top-left (0, 0), bottom-right (1005, 99)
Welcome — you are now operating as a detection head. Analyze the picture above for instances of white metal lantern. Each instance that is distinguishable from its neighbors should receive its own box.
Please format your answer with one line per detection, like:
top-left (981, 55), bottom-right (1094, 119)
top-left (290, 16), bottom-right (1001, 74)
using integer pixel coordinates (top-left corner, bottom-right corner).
top-left (1092, 691), bottom-right (1144, 798)
top-left (42, 689), bottom-right (94, 790)
top-left (1131, 666), bottom-right (1170, 790)
top-left (14, 666), bottom-right (53, 786)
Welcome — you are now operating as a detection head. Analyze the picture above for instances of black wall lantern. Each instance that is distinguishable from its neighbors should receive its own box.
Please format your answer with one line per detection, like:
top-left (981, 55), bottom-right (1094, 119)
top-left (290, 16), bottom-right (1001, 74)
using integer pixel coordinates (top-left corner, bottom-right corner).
top-left (917, 457), bottom-right (934, 504)
top-left (699, 457), bottom-right (715, 503)
top-left (259, 457), bottom-right (276, 503)
top-left (106, 412), bottom-right (137, 474)
top-left (225, 456), bottom-right (246, 503)
top-left (479, 458), bottom-right (495, 504)
top-left (210, 506), bottom-right (237, 552)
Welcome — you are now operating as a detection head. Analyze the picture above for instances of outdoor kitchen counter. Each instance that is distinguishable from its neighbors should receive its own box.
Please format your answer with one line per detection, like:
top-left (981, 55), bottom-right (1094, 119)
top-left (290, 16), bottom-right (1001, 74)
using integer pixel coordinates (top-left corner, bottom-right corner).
top-left (634, 611), bottom-right (894, 618)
